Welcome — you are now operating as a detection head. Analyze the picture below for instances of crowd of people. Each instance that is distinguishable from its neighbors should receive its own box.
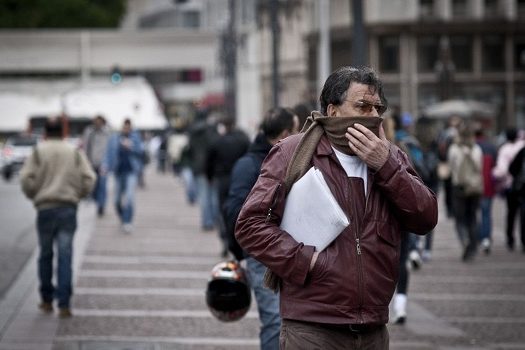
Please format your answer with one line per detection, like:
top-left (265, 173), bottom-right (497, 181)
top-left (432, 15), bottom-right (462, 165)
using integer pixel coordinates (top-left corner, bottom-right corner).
top-left (18, 65), bottom-right (525, 350)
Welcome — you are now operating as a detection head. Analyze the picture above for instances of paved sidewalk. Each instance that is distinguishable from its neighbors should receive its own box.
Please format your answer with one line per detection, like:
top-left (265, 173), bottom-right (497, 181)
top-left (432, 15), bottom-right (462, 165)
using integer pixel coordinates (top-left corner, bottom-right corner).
top-left (0, 169), bottom-right (524, 350)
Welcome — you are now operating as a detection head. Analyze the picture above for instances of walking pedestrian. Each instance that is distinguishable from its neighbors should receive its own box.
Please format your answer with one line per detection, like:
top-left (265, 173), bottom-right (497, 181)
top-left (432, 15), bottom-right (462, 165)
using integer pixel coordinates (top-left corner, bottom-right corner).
top-left (224, 107), bottom-right (299, 350)
top-left (188, 110), bottom-right (219, 231)
top-left (492, 128), bottom-right (525, 251)
top-left (448, 122), bottom-right (483, 261)
top-left (206, 115), bottom-right (250, 257)
top-left (103, 118), bottom-right (144, 234)
top-left (235, 66), bottom-right (438, 349)
top-left (508, 144), bottom-right (525, 253)
top-left (475, 127), bottom-right (497, 254)
top-left (20, 117), bottom-right (96, 318)
top-left (82, 115), bottom-right (111, 217)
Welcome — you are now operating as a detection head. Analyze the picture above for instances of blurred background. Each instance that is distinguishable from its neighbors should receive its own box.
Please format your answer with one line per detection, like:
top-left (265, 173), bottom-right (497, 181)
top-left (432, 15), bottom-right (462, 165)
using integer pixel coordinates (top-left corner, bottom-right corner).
top-left (0, 0), bottom-right (523, 141)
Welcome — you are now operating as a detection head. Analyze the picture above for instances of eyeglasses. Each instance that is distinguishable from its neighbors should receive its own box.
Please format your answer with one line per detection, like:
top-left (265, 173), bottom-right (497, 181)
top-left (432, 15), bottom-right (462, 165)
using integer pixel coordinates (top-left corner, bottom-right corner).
top-left (344, 99), bottom-right (387, 116)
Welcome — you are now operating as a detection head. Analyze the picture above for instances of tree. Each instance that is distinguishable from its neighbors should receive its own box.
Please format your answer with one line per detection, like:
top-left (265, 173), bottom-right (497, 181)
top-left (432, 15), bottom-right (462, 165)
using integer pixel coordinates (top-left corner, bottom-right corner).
top-left (0, 0), bottom-right (126, 28)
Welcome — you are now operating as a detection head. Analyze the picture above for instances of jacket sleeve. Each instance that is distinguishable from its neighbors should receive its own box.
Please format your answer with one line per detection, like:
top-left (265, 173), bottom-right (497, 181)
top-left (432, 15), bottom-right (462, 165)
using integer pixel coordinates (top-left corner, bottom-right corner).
top-left (19, 150), bottom-right (39, 199)
top-left (373, 144), bottom-right (438, 234)
top-left (235, 144), bottom-right (315, 286)
top-left (77, 150), bottom-right (97, 198)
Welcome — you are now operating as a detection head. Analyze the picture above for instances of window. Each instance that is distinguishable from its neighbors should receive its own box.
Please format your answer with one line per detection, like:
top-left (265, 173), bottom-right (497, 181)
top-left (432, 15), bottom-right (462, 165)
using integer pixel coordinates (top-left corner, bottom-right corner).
top-left (450, 36), bottom-right (473, 72)
top-left (519, 0), bottom-right (525, 19)
top-left (452, 0), bottom-right (469, 18)
top-left (482, 35), bottom-right (505, 72)
top-left (182, 10), bottom-right (200, 28)
top-left (515, 39), bottom-right (525, 71)
top-left (378, 36), bottom-right (400, 73)
top-left (419, 0), bottom-right (434, 18)
top-left (484, 0), bottom-right (503, 18)
top-left (417, 36), bottom-right (439, 72)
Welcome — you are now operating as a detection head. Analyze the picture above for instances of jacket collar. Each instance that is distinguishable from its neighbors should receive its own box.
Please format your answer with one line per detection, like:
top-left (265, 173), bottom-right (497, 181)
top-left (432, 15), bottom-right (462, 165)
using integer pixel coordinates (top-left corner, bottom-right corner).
top-left (316, 134), bottom-right (334, 157)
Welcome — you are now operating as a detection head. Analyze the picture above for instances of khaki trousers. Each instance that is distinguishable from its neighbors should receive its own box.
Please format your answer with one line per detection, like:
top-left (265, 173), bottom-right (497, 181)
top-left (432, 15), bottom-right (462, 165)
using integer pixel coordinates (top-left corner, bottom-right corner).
top-left (280, 319), bottom-right (389, 350)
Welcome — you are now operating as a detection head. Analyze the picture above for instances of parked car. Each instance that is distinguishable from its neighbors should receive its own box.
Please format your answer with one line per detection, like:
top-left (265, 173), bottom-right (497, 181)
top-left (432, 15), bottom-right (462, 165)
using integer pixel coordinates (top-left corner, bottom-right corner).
top-left (1, 135), bottom-right (39, 181)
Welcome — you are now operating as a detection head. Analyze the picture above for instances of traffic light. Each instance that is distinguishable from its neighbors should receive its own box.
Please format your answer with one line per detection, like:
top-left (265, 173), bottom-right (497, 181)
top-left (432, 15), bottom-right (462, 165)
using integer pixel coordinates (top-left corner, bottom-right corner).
top-left (110, 66), bottom-right (122, 85)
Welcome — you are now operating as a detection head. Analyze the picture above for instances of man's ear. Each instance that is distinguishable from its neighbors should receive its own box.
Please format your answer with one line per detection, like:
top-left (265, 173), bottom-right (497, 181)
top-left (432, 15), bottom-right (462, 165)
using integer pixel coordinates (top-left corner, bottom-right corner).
top-left (327, 104), bottom-right (338, 117)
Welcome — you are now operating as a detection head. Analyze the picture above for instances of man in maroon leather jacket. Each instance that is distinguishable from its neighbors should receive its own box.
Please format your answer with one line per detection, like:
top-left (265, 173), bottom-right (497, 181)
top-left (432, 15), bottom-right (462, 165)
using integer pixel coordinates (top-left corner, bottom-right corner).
top-left (235, 66), bottom-right (438, 349)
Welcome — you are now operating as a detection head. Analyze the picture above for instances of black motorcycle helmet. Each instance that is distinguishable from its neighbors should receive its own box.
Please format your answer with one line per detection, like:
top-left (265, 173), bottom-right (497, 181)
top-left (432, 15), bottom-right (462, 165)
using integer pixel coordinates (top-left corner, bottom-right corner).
top-left (206, 261), bottom-right (251, 322)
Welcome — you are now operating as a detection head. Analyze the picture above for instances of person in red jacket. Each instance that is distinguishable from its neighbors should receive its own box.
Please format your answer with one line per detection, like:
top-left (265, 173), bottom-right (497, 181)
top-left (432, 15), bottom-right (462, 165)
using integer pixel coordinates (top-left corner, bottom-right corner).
top-left (235, 66), bottom-right (438, 349)
top-left (475, 127), bottom-right (497, 254)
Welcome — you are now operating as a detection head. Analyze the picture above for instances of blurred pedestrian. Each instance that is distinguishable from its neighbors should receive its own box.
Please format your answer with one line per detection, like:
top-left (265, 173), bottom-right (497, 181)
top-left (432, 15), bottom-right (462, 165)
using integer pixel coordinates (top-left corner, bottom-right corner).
top-left (224, 107), bottom-right (299, 350)
top-left (437, 115), bottom-right (461, 218)
top-left (20, 117), bottom-right (96, 318)
top-left (492, 128), bottom-right (525, 251)
top-left (475, 127), bottom-right (497, 254)
top-left (448, 122), bottom-right (483, 261)
top-left (292, 102), bottom-right (312, 131)
top-left (206, 115), bottom-right (250, 257)
top-left (235, 66), bottom-right (438, 349)
top-left (82, 115), bottom-right (111, 217)
top-left (188, 110), bottom-right (219, 231)
top-left (103, 118), bottom-right (144, 234)
top-left (507, 143), bottom-right (525, 253)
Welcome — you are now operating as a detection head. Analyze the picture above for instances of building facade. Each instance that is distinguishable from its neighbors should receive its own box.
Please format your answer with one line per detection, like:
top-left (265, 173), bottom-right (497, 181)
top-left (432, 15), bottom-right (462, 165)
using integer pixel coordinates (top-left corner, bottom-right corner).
top-left (249, 0), bottom-right (525, 131)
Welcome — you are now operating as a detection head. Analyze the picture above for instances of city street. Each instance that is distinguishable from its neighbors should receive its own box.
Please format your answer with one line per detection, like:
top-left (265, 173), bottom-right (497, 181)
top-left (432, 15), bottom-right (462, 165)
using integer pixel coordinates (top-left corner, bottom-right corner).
top-left (0, 169), bottom-right (524, 350)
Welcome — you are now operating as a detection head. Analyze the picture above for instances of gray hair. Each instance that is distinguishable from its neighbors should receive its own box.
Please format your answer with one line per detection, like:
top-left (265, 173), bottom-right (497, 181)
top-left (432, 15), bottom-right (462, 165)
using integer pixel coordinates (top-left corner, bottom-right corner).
top-left (319, 66), bottom-right (387, 115)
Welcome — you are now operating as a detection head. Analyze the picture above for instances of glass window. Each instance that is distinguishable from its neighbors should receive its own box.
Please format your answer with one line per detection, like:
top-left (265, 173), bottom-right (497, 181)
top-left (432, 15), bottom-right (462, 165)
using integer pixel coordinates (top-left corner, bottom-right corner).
top-left (515, 39), bottom-right (525, 71)
top-left (519, 0), bottom-right (525, 19)
top-left (452, 0), bottom-right (469, 18)
top-left (450, 35), bottom-right (473, 72)
top-left (484, 0), bottom-right (502, 18)
top-left (482, 35), bottom-right (505, 72)
top-left (182, 10), bottom-right (200, 28)
top-left (417, 36), bottom-right (439, 72)
top-left (378, 36), bottom-right (400, 73)
top-left (419, 0), bottom-right (434, 18)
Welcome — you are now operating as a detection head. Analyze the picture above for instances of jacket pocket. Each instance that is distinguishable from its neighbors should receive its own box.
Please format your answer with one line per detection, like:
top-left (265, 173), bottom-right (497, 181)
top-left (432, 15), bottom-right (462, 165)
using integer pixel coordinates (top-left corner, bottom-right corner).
top-left (375, 220), bottom-right (400, 248)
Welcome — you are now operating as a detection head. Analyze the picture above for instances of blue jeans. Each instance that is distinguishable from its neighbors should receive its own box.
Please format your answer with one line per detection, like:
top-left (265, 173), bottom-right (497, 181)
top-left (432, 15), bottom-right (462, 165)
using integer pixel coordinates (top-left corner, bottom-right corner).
top-left (37, 206), bottom-right (77, 308)
top-left (246, 256), bottom-right (281, 350)
top-left (181, 167), bottom-right (197, 205)
top-left (195, 175), bottom-right (218, 229)
top-left (92, 168), bottom-right (107, 211)
top-left (115, 172), bottom-right (137, 224)
top-left (478, 196), bottom-right (493, 242)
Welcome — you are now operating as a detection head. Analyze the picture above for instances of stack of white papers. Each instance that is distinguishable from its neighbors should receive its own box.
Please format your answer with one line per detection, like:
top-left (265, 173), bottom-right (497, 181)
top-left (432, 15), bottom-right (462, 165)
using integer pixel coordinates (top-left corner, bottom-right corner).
top-left (280, 167), bottom-right (350, 251)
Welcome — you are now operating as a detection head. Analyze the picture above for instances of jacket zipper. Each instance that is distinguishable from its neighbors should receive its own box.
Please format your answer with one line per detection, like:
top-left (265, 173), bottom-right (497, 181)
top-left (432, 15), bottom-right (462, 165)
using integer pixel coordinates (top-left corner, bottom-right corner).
top-left (265, 183), bottom-right (282, 223)
top-left (356, 175), bottom-right (372, 323)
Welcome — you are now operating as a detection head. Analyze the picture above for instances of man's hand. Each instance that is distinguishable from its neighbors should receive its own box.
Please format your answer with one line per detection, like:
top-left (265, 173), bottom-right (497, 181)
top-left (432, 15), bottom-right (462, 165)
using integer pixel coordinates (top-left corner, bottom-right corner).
top-left (345, 122), bottom-right (390, 171)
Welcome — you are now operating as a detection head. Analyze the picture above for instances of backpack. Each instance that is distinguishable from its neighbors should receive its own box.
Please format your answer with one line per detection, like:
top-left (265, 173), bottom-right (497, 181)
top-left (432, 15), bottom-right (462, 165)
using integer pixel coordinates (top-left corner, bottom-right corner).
top-left (456, 149), bottom-right (483, 196)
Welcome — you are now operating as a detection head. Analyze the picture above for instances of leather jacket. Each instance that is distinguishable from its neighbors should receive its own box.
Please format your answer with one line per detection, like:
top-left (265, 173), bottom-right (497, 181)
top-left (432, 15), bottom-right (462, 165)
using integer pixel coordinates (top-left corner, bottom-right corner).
top-left (235, 133), bottom-right (438, 325)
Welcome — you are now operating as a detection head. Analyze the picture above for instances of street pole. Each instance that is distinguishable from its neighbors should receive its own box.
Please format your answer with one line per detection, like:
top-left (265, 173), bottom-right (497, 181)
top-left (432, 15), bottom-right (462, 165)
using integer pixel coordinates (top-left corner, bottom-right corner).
top-left (225, 0), bottom-right (237, 120)
top-left (318, 0), bottom-right (331, 94)
top-left (351, 0), bottom-right (367, 67)
top-left (270, 0), bottom-right (280, 108)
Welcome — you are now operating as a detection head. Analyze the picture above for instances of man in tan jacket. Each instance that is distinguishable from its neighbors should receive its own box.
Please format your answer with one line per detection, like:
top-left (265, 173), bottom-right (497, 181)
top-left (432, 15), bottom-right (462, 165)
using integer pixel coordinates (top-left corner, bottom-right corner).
top-left (20, 117), bottom-right (95, 318)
